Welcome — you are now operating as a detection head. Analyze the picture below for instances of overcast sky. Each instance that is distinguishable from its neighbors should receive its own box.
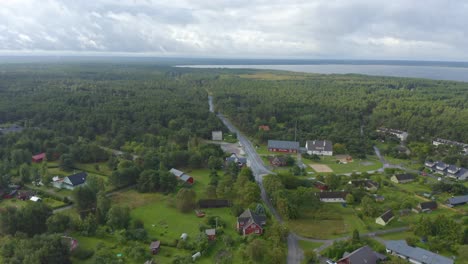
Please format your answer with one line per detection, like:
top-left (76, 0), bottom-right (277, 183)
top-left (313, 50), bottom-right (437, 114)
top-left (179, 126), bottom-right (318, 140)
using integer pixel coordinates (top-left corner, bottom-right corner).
top-left (1, 0), bottom-right (467, 60)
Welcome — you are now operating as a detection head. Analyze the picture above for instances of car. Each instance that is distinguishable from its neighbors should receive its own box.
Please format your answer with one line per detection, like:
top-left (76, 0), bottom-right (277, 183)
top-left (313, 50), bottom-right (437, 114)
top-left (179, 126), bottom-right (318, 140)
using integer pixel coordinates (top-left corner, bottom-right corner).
top-left (326, 260), bottom-right (335, 264)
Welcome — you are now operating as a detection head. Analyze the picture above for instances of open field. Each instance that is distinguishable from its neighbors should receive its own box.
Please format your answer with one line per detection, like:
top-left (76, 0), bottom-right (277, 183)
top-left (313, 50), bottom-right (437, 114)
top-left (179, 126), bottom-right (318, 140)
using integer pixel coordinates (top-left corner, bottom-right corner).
top-left (309, 164), bottom-right (333, 173)
top-left (305, 155), bottom-right (383, 174)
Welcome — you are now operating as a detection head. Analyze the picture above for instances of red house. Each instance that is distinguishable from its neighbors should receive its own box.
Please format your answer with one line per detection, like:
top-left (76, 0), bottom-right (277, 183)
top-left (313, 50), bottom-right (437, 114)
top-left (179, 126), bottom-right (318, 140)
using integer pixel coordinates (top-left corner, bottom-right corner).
top-left (314, 181), bottom-right (328, 191)
top-left (32, 153), bottom-right (46, 163)
top-left (267, 140), bottom-right (299, 153)
top-left (258, 125), bottom-right (270, 131)
top-left (237, 209), bottom-right (266, 236)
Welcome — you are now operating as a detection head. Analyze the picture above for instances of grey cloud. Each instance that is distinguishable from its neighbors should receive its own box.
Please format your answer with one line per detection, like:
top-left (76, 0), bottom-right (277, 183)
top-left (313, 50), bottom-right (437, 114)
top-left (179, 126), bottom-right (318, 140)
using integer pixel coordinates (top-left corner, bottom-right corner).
top-left (0, 0), bottom-right (467, 60)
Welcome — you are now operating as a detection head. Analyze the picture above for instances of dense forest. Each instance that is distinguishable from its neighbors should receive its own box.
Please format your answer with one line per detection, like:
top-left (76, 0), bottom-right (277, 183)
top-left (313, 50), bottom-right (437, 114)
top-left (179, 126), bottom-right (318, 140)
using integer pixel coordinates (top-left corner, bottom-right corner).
top-left (207, 72), bottom-right (468, 156)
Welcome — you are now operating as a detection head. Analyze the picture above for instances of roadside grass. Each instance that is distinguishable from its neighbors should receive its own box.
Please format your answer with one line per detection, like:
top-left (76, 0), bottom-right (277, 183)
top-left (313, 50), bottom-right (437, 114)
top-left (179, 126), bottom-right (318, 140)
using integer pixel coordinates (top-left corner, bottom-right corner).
top-left (42, 197), bottom-right (66, 209)
top-left (298, 240), bottom-right (323, 252)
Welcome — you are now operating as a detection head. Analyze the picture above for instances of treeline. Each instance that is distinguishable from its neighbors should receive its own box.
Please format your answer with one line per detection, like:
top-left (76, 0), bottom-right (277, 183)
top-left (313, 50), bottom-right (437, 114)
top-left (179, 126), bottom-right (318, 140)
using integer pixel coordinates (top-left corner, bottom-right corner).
top-left (206, 71), bottom-right (468, 156)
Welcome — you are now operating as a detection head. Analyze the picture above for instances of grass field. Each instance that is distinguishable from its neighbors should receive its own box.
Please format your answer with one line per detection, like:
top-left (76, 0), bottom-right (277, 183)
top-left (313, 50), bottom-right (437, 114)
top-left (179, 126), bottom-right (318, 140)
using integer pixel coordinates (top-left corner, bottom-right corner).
top-left (298, 240), bottom-right (323, 252)
top-left (305, 155), bottom-right (383, 174)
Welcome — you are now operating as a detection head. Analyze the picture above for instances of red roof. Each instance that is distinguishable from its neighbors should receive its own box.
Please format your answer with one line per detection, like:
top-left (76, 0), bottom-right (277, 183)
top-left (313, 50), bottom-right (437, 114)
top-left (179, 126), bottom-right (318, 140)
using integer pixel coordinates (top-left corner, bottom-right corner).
top-left (258, 125), bottom-right (270, 131)
top-left (32, 153), bottom-right (46, 161)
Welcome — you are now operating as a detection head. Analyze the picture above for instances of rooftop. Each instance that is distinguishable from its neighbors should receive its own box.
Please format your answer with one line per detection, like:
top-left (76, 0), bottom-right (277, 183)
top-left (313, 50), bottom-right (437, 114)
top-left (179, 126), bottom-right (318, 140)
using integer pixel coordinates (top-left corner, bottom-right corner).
top-left (386, 240), bottom-right (453, 264)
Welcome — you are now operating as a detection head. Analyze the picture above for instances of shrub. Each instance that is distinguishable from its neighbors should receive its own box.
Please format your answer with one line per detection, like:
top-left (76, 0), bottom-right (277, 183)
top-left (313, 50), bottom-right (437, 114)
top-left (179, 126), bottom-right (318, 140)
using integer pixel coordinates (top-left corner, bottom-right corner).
top-left (72, 247), bottom-right (95, 260)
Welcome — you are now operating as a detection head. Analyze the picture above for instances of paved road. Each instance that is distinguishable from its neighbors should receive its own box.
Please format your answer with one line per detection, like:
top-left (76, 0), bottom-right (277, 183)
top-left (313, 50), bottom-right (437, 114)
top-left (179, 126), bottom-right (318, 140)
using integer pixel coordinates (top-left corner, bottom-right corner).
top-left (210, 96), bottom-right (412, 263)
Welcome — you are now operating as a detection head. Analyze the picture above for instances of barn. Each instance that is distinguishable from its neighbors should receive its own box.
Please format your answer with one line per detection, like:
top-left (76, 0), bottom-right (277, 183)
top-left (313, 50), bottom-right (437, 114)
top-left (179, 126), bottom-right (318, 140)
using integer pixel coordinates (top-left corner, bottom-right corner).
top-left (267, 140), bottom-right (299, 153)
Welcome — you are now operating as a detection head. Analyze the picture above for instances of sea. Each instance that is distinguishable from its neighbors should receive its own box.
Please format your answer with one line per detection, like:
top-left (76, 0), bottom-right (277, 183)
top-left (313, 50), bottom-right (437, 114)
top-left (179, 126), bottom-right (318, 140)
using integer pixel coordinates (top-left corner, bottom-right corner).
top-left (177, 60), bottom-right (468, 83)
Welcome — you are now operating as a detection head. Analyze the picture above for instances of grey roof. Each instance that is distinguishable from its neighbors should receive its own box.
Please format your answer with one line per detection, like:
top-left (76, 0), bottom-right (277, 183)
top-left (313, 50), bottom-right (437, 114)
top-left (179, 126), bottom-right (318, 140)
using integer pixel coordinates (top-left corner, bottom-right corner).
top-left (455, 168), bottom-right (468, 180)
top-left (0, 124), bottom-right (24, 134)
top-left (338, 245), bottom-right (385, 264)
top-left (378, 209), bottom-right (394, 223)
top-left (205, 229), bottom-right (216, 236)
top-left (306, 140), bottom-right (333, 152)
top-left (268, 140), bottom-right (299, 150)
top-left (226, 154), bottom-right (247, 165)
top-left (447, 195), bottom-right (468, 206)
top-left (149, 241), bottom-right (160, 249)
top-left (394, 173), bottom-right (415, 181)
top-left (238, 209), bottom-right (266, 227)
top-left (386, 240), bottom-right (453, 264)
top-left (66, 172), bottom-right (87, 186)
top-left (169, 168), bottom-right (184, 177)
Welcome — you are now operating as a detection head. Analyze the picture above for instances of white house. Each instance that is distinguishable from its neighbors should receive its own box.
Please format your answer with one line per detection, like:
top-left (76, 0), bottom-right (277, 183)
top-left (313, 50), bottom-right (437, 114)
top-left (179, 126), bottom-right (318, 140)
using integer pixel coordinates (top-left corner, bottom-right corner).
top-left (52, 172), bottom-right (87, 190)
top-left (305, 140), bottom-right (333, 156)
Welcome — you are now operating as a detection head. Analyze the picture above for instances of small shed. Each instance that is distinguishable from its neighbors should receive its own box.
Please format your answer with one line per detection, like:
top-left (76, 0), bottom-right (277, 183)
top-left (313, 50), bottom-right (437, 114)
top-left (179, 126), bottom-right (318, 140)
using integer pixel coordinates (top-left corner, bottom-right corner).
top-left (32, 153), bottom-right (46, 163)
top-left (180, 233), bottom-right (188, 240)
top-left (30, 196), bottom-right (42, 202)
top-left (205, 229), bottom-right (216, 240)
top-left (192, 252), bottom-right (201, 261)
top-left (149, 240), bottom-right (160, 255)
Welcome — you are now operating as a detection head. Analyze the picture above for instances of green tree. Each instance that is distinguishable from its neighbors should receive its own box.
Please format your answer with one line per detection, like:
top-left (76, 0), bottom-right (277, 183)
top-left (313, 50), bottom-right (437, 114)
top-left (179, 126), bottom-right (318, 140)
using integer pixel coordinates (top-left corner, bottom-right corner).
top-left (176, 188), bottom-right (197, 213)
top-left (107, 206), bottom-right (131, 230)
top-left (346, 193), bottom-right (355, 204)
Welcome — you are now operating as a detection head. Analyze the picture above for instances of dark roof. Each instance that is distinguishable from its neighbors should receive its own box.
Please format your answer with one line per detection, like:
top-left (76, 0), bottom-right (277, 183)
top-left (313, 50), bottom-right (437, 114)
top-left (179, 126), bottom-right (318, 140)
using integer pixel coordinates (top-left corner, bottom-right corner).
top-left (66, 172), bottom-right (87, 186)
top-left (226, 154), bottom-right (247, 164)
top-left (238, 209), bottom-right (266, 227)
top-left (338, 245), bottom-right (386, 264)
top-left (318, 191), bottom-right (348, 199)
top-left (419, 201), bottom-right (437, 211)
top-left (268, 140), bottom-right (299, 150)
top-left (378, 209), bottom-right (394, 223)
top-left (394, 173), bottom-right (415, 181)
top-left (350, 179), bottom-right (378, 189)
top-left (386, 240), bottom-right (453, 264)
top-left (306, 140), bottom-right (333, 152)
top-left (447, 195), bottom-right (468, 206)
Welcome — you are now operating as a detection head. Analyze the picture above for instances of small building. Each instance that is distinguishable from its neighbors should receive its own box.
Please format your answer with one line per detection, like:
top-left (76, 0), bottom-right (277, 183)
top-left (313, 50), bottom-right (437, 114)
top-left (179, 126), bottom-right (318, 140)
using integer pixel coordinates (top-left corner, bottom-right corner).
top-left (376, 127), bottom-right (408, 141)
top-left (267, 140), bottom-right (299, 153)
top-left (336, 155), bottom-right (353, 164)
top-left (237, 209), bottom-right (266, 236)
top-left (385, 240), bottom-right (453, 264)
top-left (205, 229), bottom-right (216, 240)
top-left (390, 173), bottom-right (415, 184)
top-left (192, 252), bottom-right (201, 261)
top-left (447, 195), bottom-right (468, 207)
top-left (30, 196), bottom-right (42, 202)
top-left (225, 153), bottom-right (247, 168)
top-left (53, 172), bottom-right (87, 190)
top-left (180, 233), bottom-right (188, 240)
top-left (258, 125), bottom-right (270, 131)
top-left (169, 168), bottom-right (194, 185)
top-left (0, 124), bottom-right (24, 135)
top-left (432, 138), bottom-right (468, 154)
top-left (305, 140), bottom-right (333, 156)
top-left (314, 181), bottom-right (328, 191)
top-left (337, 245), bottom-right (387, 264)
top-left (349, 179), bottom-right (379, 191)
top-left (268, 156), bottom-right (287, 167)
top-left (32, 153), bottom-right (46, 163)
top-left (425, 160), bottom-right (468, 180)
top-left (212, 131), bottom-right (223, 141)
top-left (149, 241), bottom-right (160, 255)
top-left (415, 201), bottom-right (438, 213)
top-left (18, 190), bottom-right (35, 200)
top-left (375, 209), bottom-right (394, 226)
top-left (317, 191), bottom-right (348, 203)
top-left (374, 195), bottom-right (385, 202)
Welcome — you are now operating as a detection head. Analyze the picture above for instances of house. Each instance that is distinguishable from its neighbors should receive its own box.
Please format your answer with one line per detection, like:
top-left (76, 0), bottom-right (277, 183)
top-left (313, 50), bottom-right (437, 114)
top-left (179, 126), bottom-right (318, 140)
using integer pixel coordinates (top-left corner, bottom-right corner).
top-left (432, 138), bottom-right (468, 154)
top-left (180, 233), bottom-right (188, 240)
top-left (337, 245), bottom-right (387, 264)
top-left (385, 240), bottom-right (453, 264)
top-left (305, 140), bottom-right (333, 156)
top-left (205, 229), bottom-right (216, 240)
top-left (212, 131), bottom-right (223, 141)
top-left (18, 190), bottom-right (35, 200)
top-left (267, 140), bottom-right (299, 153)
top-left (374, 195), bottom-right (385, 202)
top-left (53, 172), bottom-right (87, 190)
top-left (349, 179), bottom-right (379, 191)
top-left (390, 173), bottom-right (415, 184)
top-left (3, 189), bottom-right (17, 199)
top-left (268, 156), bottom-right (287, 167)
top-left (225, 153), bottom-right (247, 168)
top-left (149, 241), bottom-right (160, 255)
top-left (258, 125), bottom-right (270, 131)
top-left (415, 201), bottom-right (438, 213)
top-left (375, 209), bottom-right (394, 226)
top-left (376, 127), bottom-right (408, 141)
top-left (30, 196), bottom-right (42, 202)
top-left (447, 195), bottom-right (468, 207)
top-left (425, 160), bottom-right (468, 180)
top-left (317, 191), bottom-right (348, 203)
top-left (237, 209), bottom-right (266, 235)
top-left (32, 153), bottom-right (46, 163)
top-left (169, 168), bottom-right (194, 185)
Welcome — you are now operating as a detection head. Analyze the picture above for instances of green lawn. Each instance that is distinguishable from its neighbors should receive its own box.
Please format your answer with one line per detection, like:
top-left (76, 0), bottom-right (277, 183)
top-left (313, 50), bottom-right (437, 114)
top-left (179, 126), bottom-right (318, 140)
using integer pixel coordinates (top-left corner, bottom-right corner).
top-left (73, 162), bottom-right (113, 177)
top-left (298, 240), bottom-right (323, 252)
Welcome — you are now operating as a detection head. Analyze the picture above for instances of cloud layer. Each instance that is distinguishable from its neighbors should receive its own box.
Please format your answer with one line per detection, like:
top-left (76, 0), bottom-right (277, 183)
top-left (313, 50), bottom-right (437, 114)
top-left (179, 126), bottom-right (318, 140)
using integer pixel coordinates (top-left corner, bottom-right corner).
top-left (1, 0), bottom-right (467, 60)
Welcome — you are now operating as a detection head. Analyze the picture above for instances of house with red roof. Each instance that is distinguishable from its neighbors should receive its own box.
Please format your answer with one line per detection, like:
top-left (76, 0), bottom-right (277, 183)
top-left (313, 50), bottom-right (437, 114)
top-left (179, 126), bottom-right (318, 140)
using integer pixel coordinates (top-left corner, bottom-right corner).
top-left (32, 153), bottom-right (46, 163)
